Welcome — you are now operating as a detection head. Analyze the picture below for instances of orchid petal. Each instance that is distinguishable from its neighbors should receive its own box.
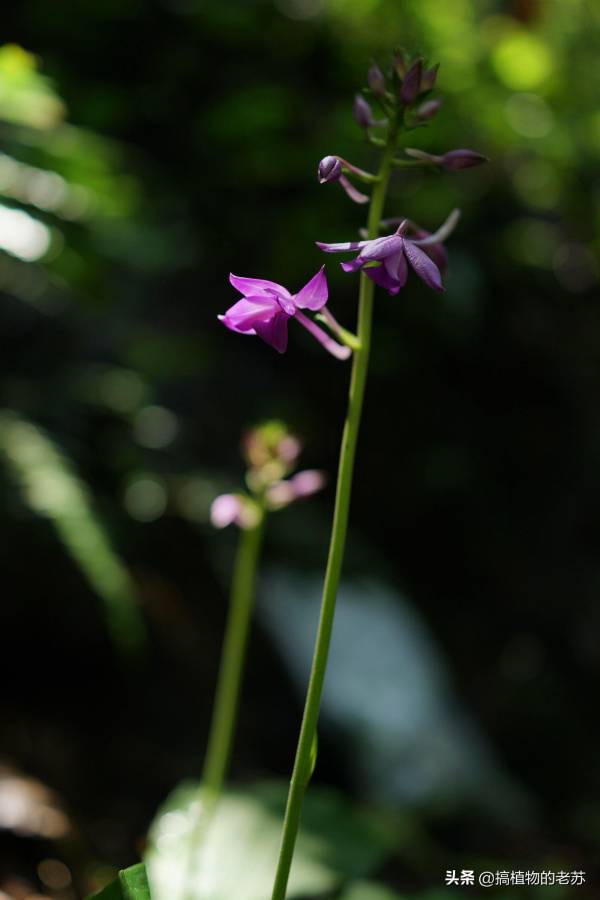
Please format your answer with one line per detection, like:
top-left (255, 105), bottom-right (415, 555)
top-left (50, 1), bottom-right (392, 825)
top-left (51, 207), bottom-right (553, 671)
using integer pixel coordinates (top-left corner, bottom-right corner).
top-left (293, 265), bottom-right (328, 311)
top-left (218, 295), bottom-right (278, 334)
top-left (410, 209), bottom-right (461, 247)
top-left (340, 258), bottom-right (365, 273)
top-left (423, 241), bottom-right (448, 274)
top-left (404, 241), bottom-right (444, 292)
top-left (229, 273), bottom-right (292, 299)
top-left (338, 175), bottom-right (369, 204)
top-left (295, 311), bottom-right (352, 360)
top-left (316, 240), bottom-right (369, 253)
top-left (364, 264), bottom-right (403, 295)
top-left (383, 249), bottom-right (409, 286)
top-left (358, 234), bottom-right (404, 261)
top-left (254, 310), bottom-right (289, 354)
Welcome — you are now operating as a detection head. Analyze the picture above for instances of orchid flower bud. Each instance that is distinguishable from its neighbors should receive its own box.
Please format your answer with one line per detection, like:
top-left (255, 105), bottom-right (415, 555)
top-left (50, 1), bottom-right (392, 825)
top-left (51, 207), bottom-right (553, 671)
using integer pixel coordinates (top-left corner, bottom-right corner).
top-left (265, 470), bottom-right (326, 511)
top-left (438, 149), bottom-right (488, 171)
top-left (353, 94), bottom-right (375, 129)
top-left (405, 147), bottom-right (487, 171)
top-left (210, 493), bottom-right (261, 530)
top-left (392, 48), bottom-right (408, 78)
top-left (420, 63), bottom-right (440, 92)
top-left (400, 58), bottom-right (423, 105)
top-left (277, 435), bottom-right (302, 465)
top-left (415, 98), bottom-right (443, 122)
top-left (367, 63), bottom-right (386, 97)
top-left (318, 155), bottom-right (342, 184)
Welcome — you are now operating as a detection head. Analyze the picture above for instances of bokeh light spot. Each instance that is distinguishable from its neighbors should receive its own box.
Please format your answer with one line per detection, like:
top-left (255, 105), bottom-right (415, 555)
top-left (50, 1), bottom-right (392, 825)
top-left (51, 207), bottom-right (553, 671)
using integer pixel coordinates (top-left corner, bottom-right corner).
top-left (553, 243), bottom-right (598, 293)
top-left (134, 405), bottom-right (179, 449)
top-left (505, 218), bottom-right (559, 268)
top-left (124, 475), bottom-right (167, 522)
top-left (505, 92), bottom-right (553, 138)
top-left (0, 203), bottom-right (51, 261)
top-left (512, 158), bottom-right (560, 210)
top-left (176, 477), bottom-right (216, 523)
top-left (493, 32), bottom-right (553, 90)
top-left (37, 859), bottom-right (72, 890)
top-left (96, 367), bottom-right (146, 414)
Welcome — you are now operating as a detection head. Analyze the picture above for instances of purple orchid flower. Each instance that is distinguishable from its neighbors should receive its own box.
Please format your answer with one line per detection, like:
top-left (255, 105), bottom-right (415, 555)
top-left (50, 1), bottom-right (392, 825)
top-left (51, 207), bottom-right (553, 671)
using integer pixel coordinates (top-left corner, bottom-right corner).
top-left (317, 208), bottom-right (460, 296)
top-left (219, 267), bottom-right (351, 359)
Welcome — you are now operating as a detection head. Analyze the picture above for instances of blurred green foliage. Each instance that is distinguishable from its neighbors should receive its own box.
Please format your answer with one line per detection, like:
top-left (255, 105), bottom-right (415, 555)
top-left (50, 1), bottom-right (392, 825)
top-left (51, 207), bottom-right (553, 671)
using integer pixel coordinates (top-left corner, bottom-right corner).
top-left (88, 863), bottom-right (151, 900)
top-left (147, 780), bottom-right (394, 899)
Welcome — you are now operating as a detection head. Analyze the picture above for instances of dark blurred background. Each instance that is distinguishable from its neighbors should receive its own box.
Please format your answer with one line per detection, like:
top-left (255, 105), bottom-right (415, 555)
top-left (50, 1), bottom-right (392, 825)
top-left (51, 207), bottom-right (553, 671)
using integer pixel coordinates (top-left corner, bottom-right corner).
top-left (1, 0), bottom-right (600, 897)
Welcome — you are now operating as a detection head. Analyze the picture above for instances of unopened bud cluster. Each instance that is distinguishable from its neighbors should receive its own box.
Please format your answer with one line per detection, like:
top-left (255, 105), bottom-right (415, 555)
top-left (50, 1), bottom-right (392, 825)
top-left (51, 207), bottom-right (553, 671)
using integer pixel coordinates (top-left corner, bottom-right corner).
top-left (211, 421), bottom-right (325, 529)
top-left (316, 49), bottom-right (487, 209)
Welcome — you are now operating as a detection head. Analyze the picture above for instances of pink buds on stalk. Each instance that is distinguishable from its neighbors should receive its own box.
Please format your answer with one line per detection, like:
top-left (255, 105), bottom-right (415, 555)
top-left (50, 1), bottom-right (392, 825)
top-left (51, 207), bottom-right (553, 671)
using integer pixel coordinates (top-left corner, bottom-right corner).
top-left (211, 421), bottom-right (326, 530)
top-left (211, 494), bottom-right (261, 529)
top-left (266, 470), bottom-right (327, 511)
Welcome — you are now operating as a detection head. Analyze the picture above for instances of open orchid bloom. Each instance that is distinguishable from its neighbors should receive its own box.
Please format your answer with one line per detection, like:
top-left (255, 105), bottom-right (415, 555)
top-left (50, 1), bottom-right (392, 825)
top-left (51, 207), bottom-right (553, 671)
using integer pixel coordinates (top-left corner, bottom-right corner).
top-left (317, 208), bottom-right (460, 296)
top-left (219, 267), bottom-right (351, 359)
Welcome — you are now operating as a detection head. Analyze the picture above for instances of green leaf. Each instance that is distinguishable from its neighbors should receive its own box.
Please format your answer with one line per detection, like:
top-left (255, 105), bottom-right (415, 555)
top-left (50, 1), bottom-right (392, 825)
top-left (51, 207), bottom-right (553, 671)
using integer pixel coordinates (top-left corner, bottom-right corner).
top-left (88, 863), bottom-right (151, 899)
top-left (146, 780), bottom-right (394, 900)
top-left (0, 410), bottom-right (146, 657)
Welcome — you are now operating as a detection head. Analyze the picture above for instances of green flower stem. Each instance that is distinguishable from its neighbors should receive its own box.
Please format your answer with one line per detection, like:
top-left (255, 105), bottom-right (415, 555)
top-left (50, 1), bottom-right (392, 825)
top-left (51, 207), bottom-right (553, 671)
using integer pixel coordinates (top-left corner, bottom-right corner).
top-left (391, 158), bottom-right (430, 168)
top-left (182, 513), bottom-right (266, 900)
top-left (201, 513), bottom-right (266, 801)
top-left (270, 128), bottom-right (399, 900)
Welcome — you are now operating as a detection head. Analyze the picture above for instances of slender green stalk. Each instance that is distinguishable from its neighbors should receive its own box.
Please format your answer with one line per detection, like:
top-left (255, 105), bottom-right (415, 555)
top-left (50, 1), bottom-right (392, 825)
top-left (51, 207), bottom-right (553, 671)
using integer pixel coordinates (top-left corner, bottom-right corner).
top-left (270, 129), bottom-right (399, 900)
top-left (182, 515), bottom-right (265, 900)
top-left (202, 514), bottom-right (265, 800)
